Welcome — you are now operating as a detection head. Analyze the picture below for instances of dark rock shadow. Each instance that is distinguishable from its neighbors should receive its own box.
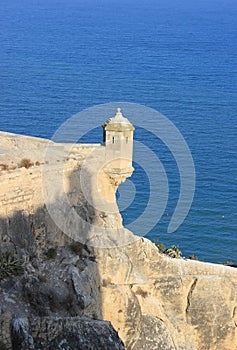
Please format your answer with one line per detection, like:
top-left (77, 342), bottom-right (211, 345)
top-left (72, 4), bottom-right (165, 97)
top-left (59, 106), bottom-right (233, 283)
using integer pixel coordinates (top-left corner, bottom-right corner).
top-left (0, 164), bottom-right (124, 349)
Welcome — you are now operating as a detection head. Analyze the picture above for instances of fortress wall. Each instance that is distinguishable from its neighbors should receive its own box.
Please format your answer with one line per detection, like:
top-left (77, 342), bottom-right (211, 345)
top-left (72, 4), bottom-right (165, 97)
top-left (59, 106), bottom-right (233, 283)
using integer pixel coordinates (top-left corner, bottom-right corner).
top-left (0, 168), bottom-right (43, 212)
top-left (0, 137), bottom-right (103, 251)
top-left (0, 163), bottom-right (76, 250)
top-left (0, 143), bottom-right (106, 220)
top-left (0, 162), bottom-right (84, 216)
top-left (0, 142), bottom-right (120, 252)
top-left (0, 131), bottom-right (103, 216)
top-left (0, 130), bottom-right (127, 252)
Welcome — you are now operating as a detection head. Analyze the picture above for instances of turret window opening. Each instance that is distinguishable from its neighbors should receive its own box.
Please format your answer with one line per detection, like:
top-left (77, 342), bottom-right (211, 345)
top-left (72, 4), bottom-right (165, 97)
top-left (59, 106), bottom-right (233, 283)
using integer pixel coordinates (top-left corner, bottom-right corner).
top-left (126, 137), bottom-right (128, 144)
top-left (112, 136), bottom-right (115, 144)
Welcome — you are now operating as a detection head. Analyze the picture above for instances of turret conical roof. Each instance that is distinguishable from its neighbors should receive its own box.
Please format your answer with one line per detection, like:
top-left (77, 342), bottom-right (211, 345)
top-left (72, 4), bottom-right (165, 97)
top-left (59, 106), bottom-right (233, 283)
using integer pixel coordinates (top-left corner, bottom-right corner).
top-left (103, 108), bottom-right (134, 131)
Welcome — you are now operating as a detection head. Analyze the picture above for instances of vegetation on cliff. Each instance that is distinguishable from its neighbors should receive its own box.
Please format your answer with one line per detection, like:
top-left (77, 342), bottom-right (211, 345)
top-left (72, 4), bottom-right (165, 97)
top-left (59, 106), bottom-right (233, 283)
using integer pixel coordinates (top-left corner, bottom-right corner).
top-left (0, 252), bottom-right (24, 280)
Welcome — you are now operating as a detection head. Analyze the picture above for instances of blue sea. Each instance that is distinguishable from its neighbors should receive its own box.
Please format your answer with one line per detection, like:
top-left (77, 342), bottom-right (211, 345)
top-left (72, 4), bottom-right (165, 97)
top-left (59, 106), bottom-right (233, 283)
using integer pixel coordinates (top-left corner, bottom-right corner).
top-left (0, 0), bottom-right (236, 264)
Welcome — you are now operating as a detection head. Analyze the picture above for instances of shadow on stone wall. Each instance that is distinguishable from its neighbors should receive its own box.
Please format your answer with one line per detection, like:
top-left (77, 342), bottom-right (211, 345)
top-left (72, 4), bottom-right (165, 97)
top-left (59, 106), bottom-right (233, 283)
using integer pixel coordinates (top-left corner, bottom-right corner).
top-left (0, 165), bottom-right (123, 349)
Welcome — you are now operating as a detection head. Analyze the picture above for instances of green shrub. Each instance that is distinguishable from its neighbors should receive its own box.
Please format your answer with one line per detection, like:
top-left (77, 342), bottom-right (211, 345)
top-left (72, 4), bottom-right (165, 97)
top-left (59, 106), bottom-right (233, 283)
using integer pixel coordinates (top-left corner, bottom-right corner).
top-left (157, 243), bottom-right (166, 253)
top-left (92, 312), bottom-right (99, 320)
top-left (69, 241), bottom-right (90, 257)
top-left (153, 239), bottom-right (166, 253)
top-left (153, 239), bottom-right (183, 259)
top-left (0, 163), bottom-right (9, 171)
top-left (38, 274), bottom-right (47, 283)
top-left (0, 342), bottom-right (8, 350)
top-left (44, 248), bottom-right (57, 260)
top-left (70, 241), bottom-right (84, 255)
top-left (189, 254), bottom-right (198, 260)
top-left (135, 287), bottom-right (148, 298)
top-left (164, 245), bottom-right (182, 259)
top-left (18, 158), bottom-right (33, 169)
top-left (102, 278), bottom-right (112, 287)
top-left (220, 261), bottom-right (237, 267)
top-left (0, 253), bottom-right (24, 280)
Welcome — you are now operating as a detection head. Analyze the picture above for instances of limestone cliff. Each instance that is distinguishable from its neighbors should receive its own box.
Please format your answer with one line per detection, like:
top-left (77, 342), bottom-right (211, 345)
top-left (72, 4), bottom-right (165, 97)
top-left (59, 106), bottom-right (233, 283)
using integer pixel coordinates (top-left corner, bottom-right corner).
top-left (96, 239), bottom-right (237, 350)
top-left (0, 131), bottom-right (237, 350)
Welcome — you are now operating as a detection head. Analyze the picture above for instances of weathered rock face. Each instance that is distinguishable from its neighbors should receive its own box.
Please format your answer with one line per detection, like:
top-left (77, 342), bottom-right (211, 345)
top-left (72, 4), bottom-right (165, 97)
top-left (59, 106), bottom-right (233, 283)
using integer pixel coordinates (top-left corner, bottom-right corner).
top-left (0, 245), bottom-right (126, 349)
top-left (0, 246), bottom-right (99, 346)
top-left (11, 317), bottom-right (124, 350)
top-left (95, 238), bottom-right (237, 350)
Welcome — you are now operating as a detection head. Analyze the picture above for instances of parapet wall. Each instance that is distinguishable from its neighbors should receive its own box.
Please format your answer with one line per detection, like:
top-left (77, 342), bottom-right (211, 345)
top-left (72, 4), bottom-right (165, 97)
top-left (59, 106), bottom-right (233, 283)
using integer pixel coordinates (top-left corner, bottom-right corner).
top-left (0, 131), bottom-right (123, 252)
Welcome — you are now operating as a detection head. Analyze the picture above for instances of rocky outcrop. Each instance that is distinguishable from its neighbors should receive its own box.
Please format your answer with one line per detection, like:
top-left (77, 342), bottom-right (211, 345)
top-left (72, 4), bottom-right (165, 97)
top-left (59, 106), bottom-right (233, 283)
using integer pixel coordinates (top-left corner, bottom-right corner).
top-left (11, 317), bottom-right (124, 350)
top-left (0, 245), bottom-right (124, 349)
top-left (96, 238), bottom-right (237, 350)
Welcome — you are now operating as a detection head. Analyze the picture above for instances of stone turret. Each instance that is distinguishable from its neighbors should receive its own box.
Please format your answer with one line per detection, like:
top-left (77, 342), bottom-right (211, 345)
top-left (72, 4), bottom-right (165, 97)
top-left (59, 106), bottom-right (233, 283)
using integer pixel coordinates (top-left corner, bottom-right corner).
top-left (102, 108), bottom-right (135, 184)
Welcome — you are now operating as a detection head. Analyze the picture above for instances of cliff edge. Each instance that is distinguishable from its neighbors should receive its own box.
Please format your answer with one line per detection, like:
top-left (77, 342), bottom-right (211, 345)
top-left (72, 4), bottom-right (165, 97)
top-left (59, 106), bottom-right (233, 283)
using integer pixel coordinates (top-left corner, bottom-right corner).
top-left (0, 130), bottom-right (236, 350)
